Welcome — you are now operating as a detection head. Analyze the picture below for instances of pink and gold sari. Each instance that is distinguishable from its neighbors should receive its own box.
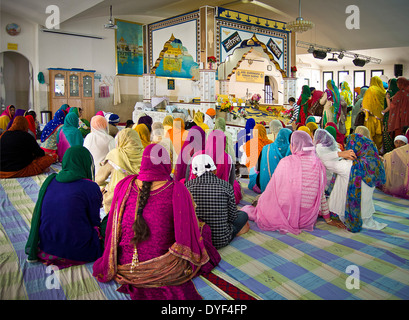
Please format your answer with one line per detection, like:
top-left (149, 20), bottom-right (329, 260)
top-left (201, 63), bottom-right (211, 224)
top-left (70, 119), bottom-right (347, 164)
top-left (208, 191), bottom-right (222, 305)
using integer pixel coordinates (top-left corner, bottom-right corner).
top-left (93, 144), bottom-right (218, 297)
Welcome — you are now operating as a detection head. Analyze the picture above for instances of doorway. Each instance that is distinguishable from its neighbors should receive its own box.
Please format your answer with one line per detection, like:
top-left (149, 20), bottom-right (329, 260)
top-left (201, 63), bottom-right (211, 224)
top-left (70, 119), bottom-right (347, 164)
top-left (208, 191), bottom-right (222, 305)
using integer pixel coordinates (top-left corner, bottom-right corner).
top-left (0, 51), bottom-right (33, 113)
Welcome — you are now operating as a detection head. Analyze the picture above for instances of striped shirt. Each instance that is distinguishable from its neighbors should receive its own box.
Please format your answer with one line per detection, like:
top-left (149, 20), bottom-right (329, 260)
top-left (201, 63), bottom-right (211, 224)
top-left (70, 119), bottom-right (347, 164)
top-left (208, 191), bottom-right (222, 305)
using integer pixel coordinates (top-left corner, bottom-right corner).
top-left (288, 104), bottom-right (300, 124)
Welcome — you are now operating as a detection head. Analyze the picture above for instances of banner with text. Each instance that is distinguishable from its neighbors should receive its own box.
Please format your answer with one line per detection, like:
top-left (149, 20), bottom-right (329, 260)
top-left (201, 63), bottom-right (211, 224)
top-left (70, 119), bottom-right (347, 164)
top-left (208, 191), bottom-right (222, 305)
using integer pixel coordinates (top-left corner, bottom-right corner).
top-left (236, 69), bottom-right (265, 83)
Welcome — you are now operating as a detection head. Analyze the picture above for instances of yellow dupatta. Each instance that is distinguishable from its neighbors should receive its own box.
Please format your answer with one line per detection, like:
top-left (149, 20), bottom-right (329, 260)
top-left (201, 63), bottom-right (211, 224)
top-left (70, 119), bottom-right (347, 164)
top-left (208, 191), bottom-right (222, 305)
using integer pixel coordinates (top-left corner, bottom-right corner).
top-left (362, 76), bottom-right (386, 120)
top-left (105, 128), bottom-right (144, 190)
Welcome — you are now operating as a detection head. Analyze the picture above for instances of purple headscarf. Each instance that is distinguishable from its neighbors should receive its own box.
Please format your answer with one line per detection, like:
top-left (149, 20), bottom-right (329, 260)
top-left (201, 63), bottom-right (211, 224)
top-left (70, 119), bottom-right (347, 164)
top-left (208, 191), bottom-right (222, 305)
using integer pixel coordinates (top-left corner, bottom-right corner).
top-left (6, 109), bottom-right (26, 130)
top-left (313, 129), bottom-right (339, 152)
top-left (290, 130), bottom-right (316, 156)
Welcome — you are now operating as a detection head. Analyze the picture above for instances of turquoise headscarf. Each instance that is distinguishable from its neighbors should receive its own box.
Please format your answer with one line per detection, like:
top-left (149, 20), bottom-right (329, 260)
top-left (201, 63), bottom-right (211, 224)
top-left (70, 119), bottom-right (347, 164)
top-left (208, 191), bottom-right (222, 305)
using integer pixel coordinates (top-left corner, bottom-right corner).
top-left (57, 112), bottom-right (84, 146)
top-left (327, 80), bottom-right (341, 121)
top-left (259, 128), bottom-right (292, 192)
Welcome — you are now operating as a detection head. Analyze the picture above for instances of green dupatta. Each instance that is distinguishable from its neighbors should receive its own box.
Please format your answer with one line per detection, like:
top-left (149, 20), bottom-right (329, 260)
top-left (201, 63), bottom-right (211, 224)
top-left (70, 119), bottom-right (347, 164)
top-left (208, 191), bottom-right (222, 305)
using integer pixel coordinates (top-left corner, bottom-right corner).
top-left (25, 146), bottom-right (95, 261)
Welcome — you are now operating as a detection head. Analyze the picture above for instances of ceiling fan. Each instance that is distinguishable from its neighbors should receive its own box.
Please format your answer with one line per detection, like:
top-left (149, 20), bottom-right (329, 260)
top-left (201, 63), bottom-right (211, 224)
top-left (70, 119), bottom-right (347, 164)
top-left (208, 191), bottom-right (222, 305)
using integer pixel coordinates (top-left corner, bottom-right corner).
top-left (104, 5), bottom-right (117, 29)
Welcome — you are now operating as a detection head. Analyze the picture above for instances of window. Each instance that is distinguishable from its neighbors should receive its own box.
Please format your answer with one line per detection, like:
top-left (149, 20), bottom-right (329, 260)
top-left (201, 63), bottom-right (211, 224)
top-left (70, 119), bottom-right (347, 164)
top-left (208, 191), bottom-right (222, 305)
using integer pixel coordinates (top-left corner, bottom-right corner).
top-left (353, 70), bottom-right (366, 89)
top-left (338, 71), bottom-right (350, 88)
top-left (264, 76), bottom-right (273, 104)
top-left (322, 71), bottom-right (333, 91)
top-left (371, 70), bottom-right (384, 78)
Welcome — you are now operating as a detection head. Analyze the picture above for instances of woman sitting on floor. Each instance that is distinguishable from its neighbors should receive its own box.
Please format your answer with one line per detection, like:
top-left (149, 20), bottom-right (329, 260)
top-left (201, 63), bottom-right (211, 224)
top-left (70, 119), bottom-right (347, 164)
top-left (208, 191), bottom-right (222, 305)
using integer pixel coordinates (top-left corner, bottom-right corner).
top-left (93, 144), bottom-right (220, 300)
top-left (133, 123), bottom-right (151, 149)
top-left (25, 146), bottom-right (103, 267)
top-left (213, 117), bottom-right (235, 161)
top-left (257, 128), bottom-right (292, 193)
top-left (381, 139), bottom-right (409, 199)
top-left (56, 112), bottom-right (84, 161)
top-left (0, 105), bottom-right (15, 131)
top-left (151, 122), bottom-right (177, 169)
top-left (267, 119), bottom-right (283, 142)
top-left (245, 124), bottom-right (273, 193)
top-left (166, 117), bottom-right (188, 156)
top-left (40, 109), bottom-right (66, 161)
top-left (241, 131), bottom-right (345, 234)
top-left (96, 128), bottom-right (144, 218)
top-left (187, 129), bottom-right (242, 204)
top-left (0, 116), bottom-right (54, 179)
top-left (84, 115), bottom-right (115, 175)
top-left (314, 129), bottom-right (387, 232)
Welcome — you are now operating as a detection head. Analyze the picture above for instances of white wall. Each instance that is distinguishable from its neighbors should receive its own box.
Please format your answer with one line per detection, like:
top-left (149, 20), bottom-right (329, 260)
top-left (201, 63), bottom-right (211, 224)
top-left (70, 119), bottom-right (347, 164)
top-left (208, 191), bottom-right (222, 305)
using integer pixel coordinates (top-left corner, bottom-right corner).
top-left (1, 11), bottom-right (38, 111)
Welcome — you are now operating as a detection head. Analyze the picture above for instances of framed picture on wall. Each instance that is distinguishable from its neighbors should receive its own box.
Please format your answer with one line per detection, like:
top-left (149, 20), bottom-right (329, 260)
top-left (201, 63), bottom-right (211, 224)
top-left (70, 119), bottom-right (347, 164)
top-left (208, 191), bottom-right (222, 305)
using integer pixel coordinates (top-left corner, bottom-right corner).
top-left (167, 79), bottom-right (175, 90)
top-left (115, 19), bottom-right (144, 76)
top-left (323, 71), bottom-right (333, 90)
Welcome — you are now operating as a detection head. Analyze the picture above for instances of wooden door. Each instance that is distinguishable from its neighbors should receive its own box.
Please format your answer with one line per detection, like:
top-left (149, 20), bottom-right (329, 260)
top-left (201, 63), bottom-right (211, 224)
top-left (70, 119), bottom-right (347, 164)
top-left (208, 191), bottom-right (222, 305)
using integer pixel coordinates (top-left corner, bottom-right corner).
top-left (67, 71), bottom-right (82, 110)
top-left (49, 70), bottom-right (68, 116)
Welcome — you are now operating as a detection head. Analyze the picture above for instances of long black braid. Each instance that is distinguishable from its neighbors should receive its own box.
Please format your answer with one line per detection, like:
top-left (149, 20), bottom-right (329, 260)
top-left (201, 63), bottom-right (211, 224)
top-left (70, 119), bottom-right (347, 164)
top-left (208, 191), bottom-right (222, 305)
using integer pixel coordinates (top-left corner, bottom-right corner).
top-left (130, 180), bottom-right (152, 246)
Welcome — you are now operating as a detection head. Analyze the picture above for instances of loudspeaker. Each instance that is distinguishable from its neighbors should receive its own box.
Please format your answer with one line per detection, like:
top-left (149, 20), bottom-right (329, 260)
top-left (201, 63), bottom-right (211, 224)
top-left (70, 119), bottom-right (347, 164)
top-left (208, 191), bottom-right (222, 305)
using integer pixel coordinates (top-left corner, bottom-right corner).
top-left (353, 58), bottom-right (366, 67)
top-left (394, 64), bottom-right (403, 77)
top-left (312, 50), bottom-right (327, 60)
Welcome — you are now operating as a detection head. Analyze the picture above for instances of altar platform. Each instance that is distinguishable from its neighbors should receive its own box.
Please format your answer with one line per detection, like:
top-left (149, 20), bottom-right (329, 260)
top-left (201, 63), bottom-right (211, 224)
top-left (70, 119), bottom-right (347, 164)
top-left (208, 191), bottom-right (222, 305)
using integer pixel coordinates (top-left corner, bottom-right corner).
top-left (132, 102), bottom-right (292, 142)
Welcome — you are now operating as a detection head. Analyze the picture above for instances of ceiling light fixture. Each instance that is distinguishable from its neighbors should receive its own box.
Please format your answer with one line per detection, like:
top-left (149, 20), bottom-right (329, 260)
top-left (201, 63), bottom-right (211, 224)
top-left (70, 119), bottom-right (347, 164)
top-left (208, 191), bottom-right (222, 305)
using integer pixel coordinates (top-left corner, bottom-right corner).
top-left (313, 50), bottom-right (327, 60)
top-left (353, 57), bottom-right (367, 67)
top-left (286, 0), bottom-right (314, 33)
top-left (328, 53), bottom-right (338, 62)
top-left (296, 41), bottom-right (382, 64)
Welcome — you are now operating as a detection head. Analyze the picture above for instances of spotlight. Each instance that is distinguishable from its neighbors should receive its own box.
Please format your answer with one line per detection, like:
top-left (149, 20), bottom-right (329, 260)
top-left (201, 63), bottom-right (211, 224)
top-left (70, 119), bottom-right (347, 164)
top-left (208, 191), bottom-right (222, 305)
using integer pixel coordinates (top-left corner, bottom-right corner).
top-left (313, 50), bottom-right (327, 60)
top-left (307, 46), bottom-right (314, 53)
top-left (338, 52), bottom-right (344, 59)
top-left (328, 53), bottom-right (338, 62)
top-left (353, 57), bottom-right (366, 67)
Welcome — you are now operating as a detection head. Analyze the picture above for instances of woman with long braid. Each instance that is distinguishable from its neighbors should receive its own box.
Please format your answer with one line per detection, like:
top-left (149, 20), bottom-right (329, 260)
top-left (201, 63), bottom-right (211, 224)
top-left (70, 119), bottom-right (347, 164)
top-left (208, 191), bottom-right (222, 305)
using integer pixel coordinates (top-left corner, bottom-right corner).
top-left (93, 144), bottom-right (220, 300)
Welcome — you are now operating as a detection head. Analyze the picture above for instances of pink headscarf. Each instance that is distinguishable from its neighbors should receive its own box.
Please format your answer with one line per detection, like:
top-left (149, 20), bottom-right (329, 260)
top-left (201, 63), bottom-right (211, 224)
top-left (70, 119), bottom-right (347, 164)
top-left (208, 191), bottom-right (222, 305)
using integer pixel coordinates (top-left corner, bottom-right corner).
top-left (205, 130), bottom-right (232, 181)
top-left (241, 131), bottom-right (327, 235)
top-left (137, 143), bottom-right (172, 182)
top-left (174, 126), bottom-right (206, 181)
top-left (93, 144), bottom-right (209, 283)
top-left (189, 129), bottom-right (232, 182)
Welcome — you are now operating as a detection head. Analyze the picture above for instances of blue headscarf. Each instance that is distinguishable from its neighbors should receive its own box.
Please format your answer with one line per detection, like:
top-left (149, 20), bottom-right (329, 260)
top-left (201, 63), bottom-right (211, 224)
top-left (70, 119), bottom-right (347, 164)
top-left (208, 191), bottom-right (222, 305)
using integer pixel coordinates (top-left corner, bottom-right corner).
top-left (259, 128), bottom-right (292, 192)
top-left (40, 109), bottom-right (66, 142)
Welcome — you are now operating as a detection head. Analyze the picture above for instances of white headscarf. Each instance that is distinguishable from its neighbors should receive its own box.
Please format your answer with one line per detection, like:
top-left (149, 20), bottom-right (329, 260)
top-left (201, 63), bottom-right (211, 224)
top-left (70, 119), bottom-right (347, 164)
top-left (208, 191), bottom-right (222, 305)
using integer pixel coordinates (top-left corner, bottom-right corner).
top-left (191, 154), bottom-right (217, 177)
top-left (394, 135), bottom-right (408, 145)
top-left (83, 115), bottom-right (115, 174)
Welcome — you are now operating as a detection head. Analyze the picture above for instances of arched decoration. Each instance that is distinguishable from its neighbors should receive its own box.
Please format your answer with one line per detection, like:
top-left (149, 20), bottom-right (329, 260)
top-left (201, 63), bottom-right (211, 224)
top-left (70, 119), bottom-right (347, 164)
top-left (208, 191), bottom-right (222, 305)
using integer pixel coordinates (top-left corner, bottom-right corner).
top-left (227, 34), bottom-right (287, 80)
top-left (150, 33), bottom-right (176, 74)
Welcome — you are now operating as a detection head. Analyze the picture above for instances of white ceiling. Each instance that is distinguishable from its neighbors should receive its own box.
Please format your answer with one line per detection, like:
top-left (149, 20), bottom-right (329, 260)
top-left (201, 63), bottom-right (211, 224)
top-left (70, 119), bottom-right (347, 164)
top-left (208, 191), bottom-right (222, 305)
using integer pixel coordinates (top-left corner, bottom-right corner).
top-left (2, 0), bottom-right (409, 64)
